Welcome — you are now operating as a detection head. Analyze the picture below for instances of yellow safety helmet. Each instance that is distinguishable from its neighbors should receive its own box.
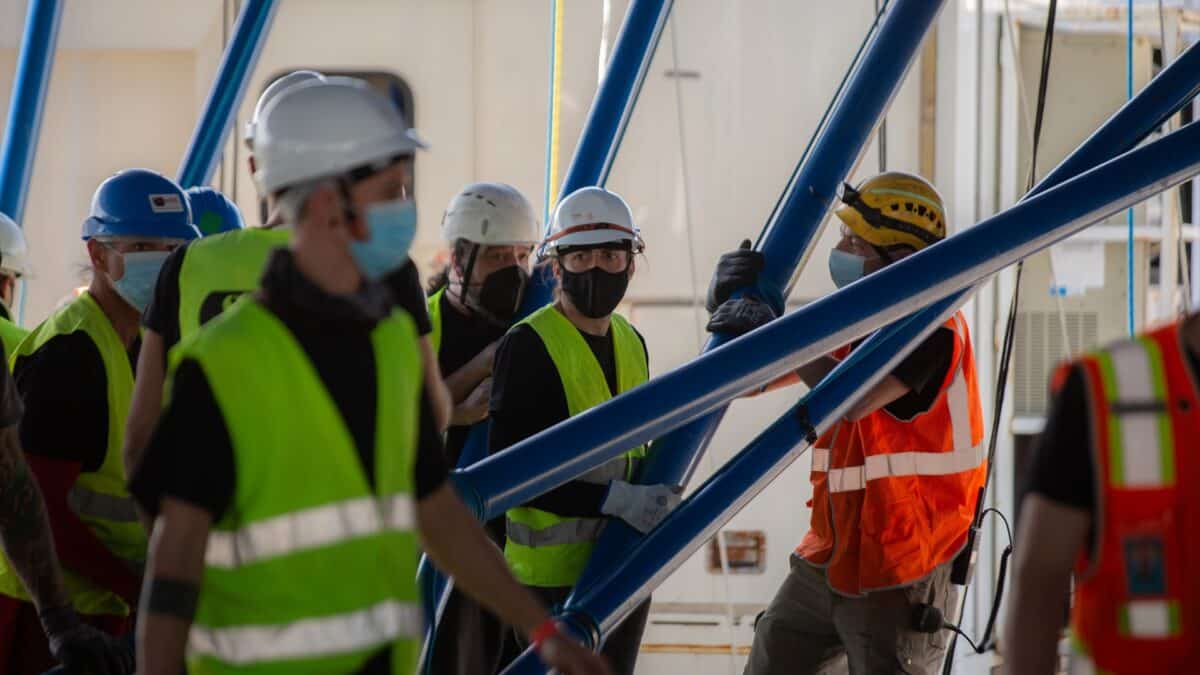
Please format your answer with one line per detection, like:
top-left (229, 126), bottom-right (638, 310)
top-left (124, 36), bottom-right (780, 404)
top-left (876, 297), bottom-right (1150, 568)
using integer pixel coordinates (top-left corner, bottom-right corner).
top-left (834, 172), bottom-right (947, 252)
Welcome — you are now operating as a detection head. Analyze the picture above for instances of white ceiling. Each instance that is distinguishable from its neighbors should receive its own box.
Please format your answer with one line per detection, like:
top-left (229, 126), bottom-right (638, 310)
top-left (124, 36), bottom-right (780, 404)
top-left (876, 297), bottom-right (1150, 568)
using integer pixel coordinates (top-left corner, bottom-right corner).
top-left (0, 0), bottom-right (221, 50)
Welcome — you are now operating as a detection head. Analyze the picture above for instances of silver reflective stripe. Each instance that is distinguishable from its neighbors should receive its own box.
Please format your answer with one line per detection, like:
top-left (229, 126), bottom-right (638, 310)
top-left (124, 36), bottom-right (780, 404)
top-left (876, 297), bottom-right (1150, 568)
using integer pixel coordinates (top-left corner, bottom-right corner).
top-left (1108, 341), bottom-right (1168, 486)
top-left (206, 495), bottom-right (414, 568)
top-left (579, 456), bottom-right (630, 485)
top-left (189, 599), bottom-right (421, 665)
top-left (1068, 653), bottom-right (1096, 675)
top-left (826, 445), bottom-right (985, 494)
top-left (812, 449), bottom-right (830, 472)
top-left (506, 517), bottom-right (605, 546)
top-left (946, 318), bottom-right (976, 452)
top-left (68, 485), bottom-right (139, 523)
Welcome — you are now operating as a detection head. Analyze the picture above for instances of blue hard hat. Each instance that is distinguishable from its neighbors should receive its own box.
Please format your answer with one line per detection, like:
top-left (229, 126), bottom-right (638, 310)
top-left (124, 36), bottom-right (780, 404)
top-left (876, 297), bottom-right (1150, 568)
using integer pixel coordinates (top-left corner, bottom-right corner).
top-left (81, 169), bottom-right (200, 241)
top-left (186, 186), bottom-right (245, 236)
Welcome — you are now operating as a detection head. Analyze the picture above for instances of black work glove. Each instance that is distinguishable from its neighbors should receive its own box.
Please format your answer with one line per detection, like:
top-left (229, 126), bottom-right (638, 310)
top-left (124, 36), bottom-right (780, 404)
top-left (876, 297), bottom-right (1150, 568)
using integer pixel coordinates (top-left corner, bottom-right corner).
top-left (706, 296), bottom-right (777, 336)
top-left (40, 605), bottom-right (134, 675)
top-left (706, 239), bottom-right (765, 313)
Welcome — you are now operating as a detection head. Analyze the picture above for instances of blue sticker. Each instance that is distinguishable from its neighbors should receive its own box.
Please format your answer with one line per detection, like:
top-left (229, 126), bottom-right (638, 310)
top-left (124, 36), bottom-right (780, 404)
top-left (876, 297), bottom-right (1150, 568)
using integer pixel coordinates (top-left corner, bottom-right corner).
top-left (1123, 535), bottom-right (1167, 596)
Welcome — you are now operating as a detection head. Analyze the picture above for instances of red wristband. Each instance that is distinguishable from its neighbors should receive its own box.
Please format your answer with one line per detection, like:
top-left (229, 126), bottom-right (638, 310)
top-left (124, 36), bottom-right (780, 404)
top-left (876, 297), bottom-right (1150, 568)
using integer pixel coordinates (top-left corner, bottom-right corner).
top-left (531, 618), bottom-right (561, 649)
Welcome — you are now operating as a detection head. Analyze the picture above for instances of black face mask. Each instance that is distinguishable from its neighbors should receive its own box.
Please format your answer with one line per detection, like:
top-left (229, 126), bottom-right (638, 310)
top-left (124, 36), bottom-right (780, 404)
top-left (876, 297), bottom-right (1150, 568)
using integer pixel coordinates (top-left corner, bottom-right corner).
top-left (560, 267), bottom-right (629, 319)
top-left (473, 265), bottom-right (528, 323)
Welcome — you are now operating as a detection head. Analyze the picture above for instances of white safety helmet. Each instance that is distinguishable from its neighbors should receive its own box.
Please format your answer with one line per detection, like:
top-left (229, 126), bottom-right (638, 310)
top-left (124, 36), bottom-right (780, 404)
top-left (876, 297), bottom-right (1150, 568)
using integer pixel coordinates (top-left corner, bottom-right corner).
top-left (253, 78), bottom-right (428, 195)
top-left (543, 186), bottom-right (643, 256)
top-left (0, 213), bottom-right (29, 278)
top-left (244, 70), bottom-right (325, 147)
top-left (442, 182), bottom-right (540, 246)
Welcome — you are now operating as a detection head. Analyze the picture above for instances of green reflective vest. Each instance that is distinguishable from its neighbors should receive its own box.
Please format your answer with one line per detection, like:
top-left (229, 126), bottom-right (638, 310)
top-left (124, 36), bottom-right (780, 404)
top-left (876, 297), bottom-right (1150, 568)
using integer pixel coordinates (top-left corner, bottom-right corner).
top-left (0, 292), bottom-right (144, 616)
top-left (176, 299), bottom-right (423, 675)
top-left (427, 287), bottom-right (445, 353)
top-left (0, 315), bottom-right (28, 368)
top-left (176, 227), bottom-right (290, 343)
top-left (504, 305), bottom-right (648, 588)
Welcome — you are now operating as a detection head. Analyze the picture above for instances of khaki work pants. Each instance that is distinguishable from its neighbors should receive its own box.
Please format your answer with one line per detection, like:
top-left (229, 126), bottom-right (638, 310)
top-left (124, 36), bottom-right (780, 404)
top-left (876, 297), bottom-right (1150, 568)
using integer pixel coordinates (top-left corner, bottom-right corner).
top-left (745, 554), bottom-right (956, 675)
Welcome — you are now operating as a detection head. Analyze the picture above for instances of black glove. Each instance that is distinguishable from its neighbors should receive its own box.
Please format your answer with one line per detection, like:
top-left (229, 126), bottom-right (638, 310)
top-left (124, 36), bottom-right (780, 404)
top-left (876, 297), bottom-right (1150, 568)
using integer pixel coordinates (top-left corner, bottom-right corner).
top-left (706, 296), bottom-right (777, 336)
top-left (706, 239), bottom-right (765, 313)
top-left (40, 605), bottom-right (134, 675)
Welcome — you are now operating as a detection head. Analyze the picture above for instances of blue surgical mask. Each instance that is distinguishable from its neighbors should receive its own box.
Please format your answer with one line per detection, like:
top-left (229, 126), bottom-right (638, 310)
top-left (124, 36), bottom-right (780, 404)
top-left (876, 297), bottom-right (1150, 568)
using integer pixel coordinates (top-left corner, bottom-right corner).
top-left (350, 199), bottom-right (417, 280)
top-left (828, 249), bottom-right (866, 288)
top-left (113, 250), bottom-right (170, 313)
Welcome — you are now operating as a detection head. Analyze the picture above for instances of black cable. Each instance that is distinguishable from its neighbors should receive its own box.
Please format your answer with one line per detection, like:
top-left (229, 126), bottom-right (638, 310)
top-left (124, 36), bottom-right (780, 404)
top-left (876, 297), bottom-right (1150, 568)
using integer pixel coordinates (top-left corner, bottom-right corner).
top-left (942, 3), bottom-right (1057, 672)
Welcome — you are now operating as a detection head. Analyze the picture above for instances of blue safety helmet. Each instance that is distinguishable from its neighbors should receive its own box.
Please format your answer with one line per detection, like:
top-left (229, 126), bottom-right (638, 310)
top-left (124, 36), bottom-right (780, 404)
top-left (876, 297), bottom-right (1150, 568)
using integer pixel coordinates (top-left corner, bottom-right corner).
top-left (186, 186), bottom-right (245, 236)
top-left (81, 169), bottom-right (200, 241)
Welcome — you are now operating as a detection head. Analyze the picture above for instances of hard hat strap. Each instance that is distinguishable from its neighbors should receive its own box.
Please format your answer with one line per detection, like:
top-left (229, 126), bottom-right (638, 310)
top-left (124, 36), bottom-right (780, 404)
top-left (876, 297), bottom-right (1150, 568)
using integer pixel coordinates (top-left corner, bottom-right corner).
top-left (839, 182), bottom-right (941, 247)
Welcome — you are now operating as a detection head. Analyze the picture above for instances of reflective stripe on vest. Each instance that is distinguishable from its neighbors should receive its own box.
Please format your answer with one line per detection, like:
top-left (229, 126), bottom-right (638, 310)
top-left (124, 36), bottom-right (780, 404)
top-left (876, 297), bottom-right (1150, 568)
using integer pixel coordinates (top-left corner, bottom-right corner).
top-left (1068, 322), bottom-right (1198, 672)
top-left (206, 494), bottom-right (415, 568)
top-left (176, 227), bottom-right (289, 342)
top-left (188, 599), bottom-right (422, 666)
top-left (0, 292), bottom-right (143, 616)
top-left (178, 300), bottom-right (423, 675)
top-left (504, 305), bottom-right (648, 587)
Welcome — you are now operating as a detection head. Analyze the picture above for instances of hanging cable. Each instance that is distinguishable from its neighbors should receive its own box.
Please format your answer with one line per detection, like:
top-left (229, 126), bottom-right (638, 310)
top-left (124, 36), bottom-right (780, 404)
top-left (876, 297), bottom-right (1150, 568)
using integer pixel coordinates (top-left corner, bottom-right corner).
top-left (874, 0), bottom-right (887, 172)
top-left (1127, 0), bottom-right (1136, 334)
top-left (941, 2), bottom-right (1057, 672)
top-left (542, 0), bottom-right (565, 224)
top-left (1154, 0), bottom-right (1192, 313)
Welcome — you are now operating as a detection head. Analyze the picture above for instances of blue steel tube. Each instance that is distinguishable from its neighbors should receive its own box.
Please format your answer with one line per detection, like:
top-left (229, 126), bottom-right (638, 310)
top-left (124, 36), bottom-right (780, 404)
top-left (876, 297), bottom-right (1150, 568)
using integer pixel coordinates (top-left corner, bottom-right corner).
top-left (176, 0), bottom-right (277, 188)
top-left (460, 119), bottom-right (1200, 523)
top-left (0, 0), bottom-right (64, 224)
top-left (499, 293), bottom-right (966, 674)
top-left (498, 119), bottom-right (1200, 673)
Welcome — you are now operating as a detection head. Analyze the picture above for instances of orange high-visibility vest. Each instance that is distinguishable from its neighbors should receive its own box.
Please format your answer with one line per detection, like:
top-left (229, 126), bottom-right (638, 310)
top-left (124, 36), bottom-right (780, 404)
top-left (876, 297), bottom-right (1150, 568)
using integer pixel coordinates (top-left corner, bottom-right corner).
top-left (1065, 321), bottom-right (1199, 674)
top-left (796, 311), bottom-right (986, 595)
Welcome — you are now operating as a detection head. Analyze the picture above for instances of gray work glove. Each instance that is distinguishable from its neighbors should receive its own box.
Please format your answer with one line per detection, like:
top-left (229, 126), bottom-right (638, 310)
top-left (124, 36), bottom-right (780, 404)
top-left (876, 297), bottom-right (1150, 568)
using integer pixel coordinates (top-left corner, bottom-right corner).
top-left (706, 296), bottom-right (777, 336)
top-left (601, 480), bottom-right (682, 534)
top-left (40, 605), bottom-right (134, 675)
top-left (706, 239), bottom-right (766, 313)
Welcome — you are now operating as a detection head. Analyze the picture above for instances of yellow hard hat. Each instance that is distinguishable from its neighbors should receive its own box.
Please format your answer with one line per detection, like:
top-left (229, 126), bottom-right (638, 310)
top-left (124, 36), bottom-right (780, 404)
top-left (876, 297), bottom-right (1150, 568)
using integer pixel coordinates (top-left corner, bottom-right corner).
top-left (834, 172), bottom-right (946, 251)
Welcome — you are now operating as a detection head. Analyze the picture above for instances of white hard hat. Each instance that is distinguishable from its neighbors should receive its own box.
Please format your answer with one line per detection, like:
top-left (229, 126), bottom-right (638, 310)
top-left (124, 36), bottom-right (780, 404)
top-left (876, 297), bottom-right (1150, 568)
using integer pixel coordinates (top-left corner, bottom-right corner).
top-left (543, 186), bottom-right (643, 254)
top-left (442, 182), bottom-right (540, 246)
top-left (0, 213), bottom-right (29, 278)
top-left (253, 79), bottom-right (428, 195)
top-left (244, 70), bottom-right (325, 146)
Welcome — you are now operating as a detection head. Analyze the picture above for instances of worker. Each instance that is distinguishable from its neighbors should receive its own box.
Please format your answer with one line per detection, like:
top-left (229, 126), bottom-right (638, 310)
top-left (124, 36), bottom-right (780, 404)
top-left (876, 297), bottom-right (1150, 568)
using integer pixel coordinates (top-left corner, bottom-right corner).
top-left (185, 186), bottom-right (245, 236)
top-left (0, 213), bottom-right (30, 358)
top-left (130, 78), bottom-right (611, 675)
top-left (0, 168), bottom-right (199, 673)
top-left (123, 71), bottom-right (451, 485)
top-left (707, 172), bottom-right (986, 675)
top-left (424, 182), bottom-right (541, 675)
top-left (1004, 312), bottom-right (1200, 674)
top-left (489, 186), bottom-right (679, 675)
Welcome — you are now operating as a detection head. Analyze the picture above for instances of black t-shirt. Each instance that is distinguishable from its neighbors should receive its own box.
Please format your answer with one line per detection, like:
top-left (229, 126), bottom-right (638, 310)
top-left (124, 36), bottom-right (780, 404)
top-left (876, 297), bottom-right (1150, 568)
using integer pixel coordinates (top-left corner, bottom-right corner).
top-left (434, 290), bottom-right (508, 466)
top-left (14, 332), bottom-right (140, 471)
top-left (882, 327), bottom-right (958, 420)
top-left (143, 238), bottom-right (432, 354)
top-left (129, 250), bottom-right (448, 522)
top-left (488, 320), bottom-right (648, 518)
top-left (1024, 345), bottom-right (1200, 517)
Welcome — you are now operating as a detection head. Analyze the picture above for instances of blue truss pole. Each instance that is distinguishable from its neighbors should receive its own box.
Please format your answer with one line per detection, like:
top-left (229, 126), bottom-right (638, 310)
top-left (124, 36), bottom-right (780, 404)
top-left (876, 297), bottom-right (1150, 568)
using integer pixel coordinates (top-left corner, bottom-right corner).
top-left (498, 118), bottom-right (1200, 674)
top-left (417, 1), bottom-right (673, 667)
top-left (461, 118), bottom-right (1200, 525)
top-left (0, 0), bottom-right (64, 225)
top-left (176, 0), bottom-right (277, 189)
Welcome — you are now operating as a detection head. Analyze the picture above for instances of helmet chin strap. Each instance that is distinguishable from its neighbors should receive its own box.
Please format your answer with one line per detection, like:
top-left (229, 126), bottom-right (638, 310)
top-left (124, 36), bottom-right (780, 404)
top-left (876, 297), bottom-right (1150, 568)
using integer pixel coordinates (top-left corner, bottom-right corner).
top-left (456, 242), bottom-right (481, 309)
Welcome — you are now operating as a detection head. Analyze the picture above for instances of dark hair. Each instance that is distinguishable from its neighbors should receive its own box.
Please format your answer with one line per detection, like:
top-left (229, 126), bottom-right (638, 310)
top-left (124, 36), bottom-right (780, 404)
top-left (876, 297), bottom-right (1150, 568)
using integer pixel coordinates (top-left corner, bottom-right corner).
top-left (426, 238), bottom-right (474, 294)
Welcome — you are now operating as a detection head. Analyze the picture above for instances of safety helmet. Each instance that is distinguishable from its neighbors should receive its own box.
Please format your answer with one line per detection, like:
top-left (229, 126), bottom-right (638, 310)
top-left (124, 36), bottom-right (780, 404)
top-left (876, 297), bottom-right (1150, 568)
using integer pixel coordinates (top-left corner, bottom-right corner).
top-left (0, 213), bottom-right (28, 278)
top-left (186, 186), bottom-right (245, 235)
top-left (254, 79), bottom-right (428, 196)
top-left (441, 182), bottom-right (540, 246)
top-left (835, 172), bottom-right (946, 252)
top-left (543, 186), bottom-right (643, 255)
top-left (81, 169), bottom-right (201, 241)
top-left (244, 70), bottom-right (324, 147)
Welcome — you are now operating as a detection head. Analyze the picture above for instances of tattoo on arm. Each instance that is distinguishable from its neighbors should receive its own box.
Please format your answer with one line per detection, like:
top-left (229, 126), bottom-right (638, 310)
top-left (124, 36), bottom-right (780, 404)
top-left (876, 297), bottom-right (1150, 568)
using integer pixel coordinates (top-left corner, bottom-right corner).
top-left (0, 426), bottom-right (69, 610)
top-left (143, 577), bottom-right (199, 621)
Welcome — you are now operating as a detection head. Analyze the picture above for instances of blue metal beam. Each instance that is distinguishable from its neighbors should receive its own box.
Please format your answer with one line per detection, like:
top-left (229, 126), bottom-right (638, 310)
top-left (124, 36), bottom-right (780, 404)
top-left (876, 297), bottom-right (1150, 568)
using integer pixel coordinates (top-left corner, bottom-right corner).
top-left (176, 0), bottom-right (277, 189)
top-left (0, 0), bottom-right (64, 224)
top-left (498, 117), bottom-right (1200, 674)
